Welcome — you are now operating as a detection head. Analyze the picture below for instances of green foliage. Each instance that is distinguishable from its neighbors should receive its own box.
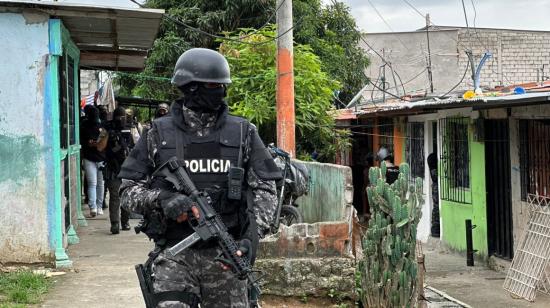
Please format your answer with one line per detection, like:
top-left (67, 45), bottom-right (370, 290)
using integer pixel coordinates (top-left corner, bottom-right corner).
top-left (118, 0), bottom-right (368, 105)
top-left (0, 271), bottom-right (50, 306)
top-left (293, 0), bottom-right (369, 103)
top-left (359, 163), bottom-right (423, 308)
top-left (219, 27), bottom-right (348, 161)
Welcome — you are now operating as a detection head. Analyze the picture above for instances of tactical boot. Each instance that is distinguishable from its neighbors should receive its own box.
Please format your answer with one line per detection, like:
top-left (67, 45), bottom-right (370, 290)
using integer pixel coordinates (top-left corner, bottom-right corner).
top-left (111, 222), bottom-right (120, 234)
top-left (121, 222), bottom-right (131, 231)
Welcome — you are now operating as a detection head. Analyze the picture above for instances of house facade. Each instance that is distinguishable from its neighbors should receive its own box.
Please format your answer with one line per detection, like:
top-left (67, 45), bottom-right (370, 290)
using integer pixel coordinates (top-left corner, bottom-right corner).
top-left (0, 1), bottom-right (163, 266)
top-left (338, 92), bottom-right (550, 262)
top-left (361, 26), bottom-right (550, 99)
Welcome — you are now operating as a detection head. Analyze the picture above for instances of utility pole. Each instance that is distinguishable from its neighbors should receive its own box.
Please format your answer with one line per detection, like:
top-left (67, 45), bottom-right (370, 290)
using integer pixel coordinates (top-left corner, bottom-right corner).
top-left (276, 0), bottom-right (295, 157)
top-left (382, 49), bottom-right (386, 103)
top-left (426, 14), bottom-right (434, 93)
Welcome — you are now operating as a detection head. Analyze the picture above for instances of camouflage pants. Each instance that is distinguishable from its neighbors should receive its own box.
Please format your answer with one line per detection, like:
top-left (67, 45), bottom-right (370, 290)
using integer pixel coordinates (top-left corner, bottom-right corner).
top-left (152, 246), bottom-right (248, 308)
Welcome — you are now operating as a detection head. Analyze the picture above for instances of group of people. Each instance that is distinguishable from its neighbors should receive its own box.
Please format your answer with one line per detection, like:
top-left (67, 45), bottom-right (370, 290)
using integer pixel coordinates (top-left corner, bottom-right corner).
top-left (80, 101), bottom-right (170, 234)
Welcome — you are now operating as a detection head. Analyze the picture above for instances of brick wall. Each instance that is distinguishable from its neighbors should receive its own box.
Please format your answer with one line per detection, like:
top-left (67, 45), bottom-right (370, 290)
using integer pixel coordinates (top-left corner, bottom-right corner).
top-left (458, 29), bottom-right (550, 90)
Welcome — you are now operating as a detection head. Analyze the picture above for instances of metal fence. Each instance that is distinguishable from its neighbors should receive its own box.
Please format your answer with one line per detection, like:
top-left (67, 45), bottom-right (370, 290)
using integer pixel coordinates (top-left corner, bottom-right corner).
top-left (406, 122), bottom-right (425, 181)
top-left (439, 117), bottom-right (471, 204)
top-left (520, 120), bottom-right (550, 200)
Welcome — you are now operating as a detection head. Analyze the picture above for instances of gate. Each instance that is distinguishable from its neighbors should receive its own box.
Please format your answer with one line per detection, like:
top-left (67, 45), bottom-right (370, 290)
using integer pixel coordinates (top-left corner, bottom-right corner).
top-left (485, 119), bottom-right (513, 259)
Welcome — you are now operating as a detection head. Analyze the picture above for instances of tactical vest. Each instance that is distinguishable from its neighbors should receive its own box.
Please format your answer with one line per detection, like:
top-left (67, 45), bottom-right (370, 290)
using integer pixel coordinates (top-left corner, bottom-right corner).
top-left (149, 114), bottom-right (250, 242)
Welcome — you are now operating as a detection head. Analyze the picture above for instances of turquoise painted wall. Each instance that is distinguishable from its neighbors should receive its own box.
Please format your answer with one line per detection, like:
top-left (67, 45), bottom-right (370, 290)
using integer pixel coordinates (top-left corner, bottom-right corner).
top-left (295, 161), bottom-right (353, 223)
top-left (0, 13), bottom-right (52, 263)
top-left (440, 121), bottom-right (488, 256)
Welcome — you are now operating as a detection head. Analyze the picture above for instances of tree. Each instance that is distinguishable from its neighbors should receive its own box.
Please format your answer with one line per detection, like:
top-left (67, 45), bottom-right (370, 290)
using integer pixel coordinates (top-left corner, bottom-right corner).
top-left (293, 0), bottom-right (369, 104)
top-left (119, 0), bottom-right (368, 105)
top-left (219, 27), bottom-right (348, 161)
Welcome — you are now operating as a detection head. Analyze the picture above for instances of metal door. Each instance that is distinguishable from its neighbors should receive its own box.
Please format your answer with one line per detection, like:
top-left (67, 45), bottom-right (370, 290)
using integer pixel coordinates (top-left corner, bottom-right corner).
top-left (485, 119), bottom-right (513, 259)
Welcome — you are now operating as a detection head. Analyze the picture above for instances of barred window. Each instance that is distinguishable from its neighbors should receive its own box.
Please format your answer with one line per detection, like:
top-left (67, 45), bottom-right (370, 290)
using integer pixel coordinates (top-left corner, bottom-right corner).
top-left (520, 120), bottom-right (550, 200)
top-left (379, 118), bottom-right (394, 155)
top-left (439, 118), bottom-right (471, 203)
top-left (406, 122), bottom-right (425, 180)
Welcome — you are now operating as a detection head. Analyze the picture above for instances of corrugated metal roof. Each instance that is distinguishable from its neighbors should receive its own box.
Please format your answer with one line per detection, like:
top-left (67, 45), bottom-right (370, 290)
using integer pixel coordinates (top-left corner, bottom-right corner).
top-left (350, 92), bottom-right (550, 117)
top-left (0, 0), bottom-right (164, 71)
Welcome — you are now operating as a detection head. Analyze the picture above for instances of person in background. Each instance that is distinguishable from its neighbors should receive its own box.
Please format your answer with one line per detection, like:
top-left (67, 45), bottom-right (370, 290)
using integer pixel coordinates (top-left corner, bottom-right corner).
top-left (105, 107), bottom-right (135, 234)
top-left (98, 105), bottom-right (110, 211)
top-left (427, 152), bottom-right (440, 237)
top-left (125, 108), bottom-right (143, 145)
top-left (80, 105), bottom-right (108, 217)
top-left (155, 102), bottom-right (170, 119)
top-left (376, 147), bottom-right (399, 184)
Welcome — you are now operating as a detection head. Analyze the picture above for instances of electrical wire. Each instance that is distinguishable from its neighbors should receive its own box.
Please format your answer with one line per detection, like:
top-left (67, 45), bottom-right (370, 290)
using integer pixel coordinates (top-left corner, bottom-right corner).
top-left (401, 0), bottom-right (426, 19)
top-left (366, 0), bottom-right (408, 50)
top-left (330, 0), bottom-right (407, 98)
top-left (129, 0), bottom-right (301, 46)
top-left (401, 0), bottom-right (514, 89)
top-left (439, 61), bottom-right (470, 98)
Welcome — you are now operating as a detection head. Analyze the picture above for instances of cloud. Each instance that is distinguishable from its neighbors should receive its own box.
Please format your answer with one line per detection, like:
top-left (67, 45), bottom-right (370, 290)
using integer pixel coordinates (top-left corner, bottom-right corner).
top-left (324, 0), bottom-right (550, 33)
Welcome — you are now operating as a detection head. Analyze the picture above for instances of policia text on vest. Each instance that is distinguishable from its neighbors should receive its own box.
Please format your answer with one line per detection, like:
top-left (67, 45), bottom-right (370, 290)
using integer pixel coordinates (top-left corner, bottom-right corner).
top-left (184, 159), bottom-right (232, 173)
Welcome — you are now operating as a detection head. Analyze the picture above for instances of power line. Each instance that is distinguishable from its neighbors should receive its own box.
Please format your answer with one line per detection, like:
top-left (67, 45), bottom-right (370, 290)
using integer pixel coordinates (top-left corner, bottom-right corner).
top-left (401, 0), bottom-right (514, 88)
top-left (129, 0), bottom-right (300, 47)
top-left (401, 0), bottom-right (425, 19)
top-left (439, 60), bottom-right (470, 98)
top-left (366, 0), bottom-right (409, 50)
top-left (330, 0), bottom-right (407, 98)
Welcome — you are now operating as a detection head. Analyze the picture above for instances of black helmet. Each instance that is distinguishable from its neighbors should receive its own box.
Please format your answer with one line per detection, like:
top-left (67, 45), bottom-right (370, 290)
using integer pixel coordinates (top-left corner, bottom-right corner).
top-left (171, 48), bottom-right (232, 88)
top-left (113, 106), bottom-right (126, 118)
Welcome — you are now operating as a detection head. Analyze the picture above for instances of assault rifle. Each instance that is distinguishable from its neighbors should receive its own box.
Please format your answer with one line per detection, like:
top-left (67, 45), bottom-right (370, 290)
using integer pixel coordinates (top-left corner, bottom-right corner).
top-left (152, 157), bottom-right (261, 307)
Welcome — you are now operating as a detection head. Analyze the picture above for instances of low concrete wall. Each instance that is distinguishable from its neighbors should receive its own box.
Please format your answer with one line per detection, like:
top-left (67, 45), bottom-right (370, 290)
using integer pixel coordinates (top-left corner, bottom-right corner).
top-left (257, 162), bottom-right (358, 299)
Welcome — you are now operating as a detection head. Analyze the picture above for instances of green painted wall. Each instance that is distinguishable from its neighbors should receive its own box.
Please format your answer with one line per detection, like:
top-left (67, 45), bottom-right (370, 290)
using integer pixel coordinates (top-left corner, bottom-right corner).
top-left (440, 122), bottom-right (488, 256)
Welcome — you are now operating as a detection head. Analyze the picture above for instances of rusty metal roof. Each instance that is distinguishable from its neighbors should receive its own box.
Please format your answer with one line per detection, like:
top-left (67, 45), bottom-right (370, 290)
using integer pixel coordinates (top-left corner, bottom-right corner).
top-left (346, 92), bottom-right (550, 118)
top-left (0, 0), bottom-right (164, 71)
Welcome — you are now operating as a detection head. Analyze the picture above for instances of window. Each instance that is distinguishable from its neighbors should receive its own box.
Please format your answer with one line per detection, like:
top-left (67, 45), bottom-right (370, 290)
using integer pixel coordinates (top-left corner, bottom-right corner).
top-left (406, 122), bottom-right (425, 180)
top-left (439, 117), bottom-right (471, 203)
top-left (520, 120), bottom-right (550, 199)
top-left (378, 118), bottom-right (394, 155)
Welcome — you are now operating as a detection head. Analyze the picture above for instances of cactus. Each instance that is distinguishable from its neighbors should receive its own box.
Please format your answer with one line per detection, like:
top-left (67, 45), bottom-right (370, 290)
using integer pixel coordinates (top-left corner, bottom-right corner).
top-left (358, 162), bottom-right (423, 308)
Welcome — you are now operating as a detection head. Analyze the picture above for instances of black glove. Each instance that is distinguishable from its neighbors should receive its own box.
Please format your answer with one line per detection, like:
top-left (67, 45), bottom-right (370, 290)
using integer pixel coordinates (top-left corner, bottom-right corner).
top-left (238, 238), bottom-right (256, 265)
top-left (158, 192), bottom-right (195, 221)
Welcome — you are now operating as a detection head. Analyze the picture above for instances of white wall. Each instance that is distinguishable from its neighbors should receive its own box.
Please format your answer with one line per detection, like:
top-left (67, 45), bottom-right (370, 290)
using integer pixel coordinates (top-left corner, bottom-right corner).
top-left (407, 114), bottom-right (440, 243)
top-left (0, 12), bottom-right (51, 263)
top-left (360, 30), bottom-right (460, 99)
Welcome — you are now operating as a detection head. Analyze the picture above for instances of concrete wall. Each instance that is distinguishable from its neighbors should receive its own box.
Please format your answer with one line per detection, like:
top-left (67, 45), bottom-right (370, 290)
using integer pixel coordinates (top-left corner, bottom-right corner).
top-left (458, 29), bottom-right (550, 89)
top-left (80, 70), bottom-right (99, 97)
top-left (361, 28), bottom-right (550, 99)
top-left (508, 105), bottom-right (550, 252)
top-left (360, 30), bottom-right (460, 97)
top-left (0, 12), bottom-right (52, 263)
top-left (295, 161), bottom-right (354, 223)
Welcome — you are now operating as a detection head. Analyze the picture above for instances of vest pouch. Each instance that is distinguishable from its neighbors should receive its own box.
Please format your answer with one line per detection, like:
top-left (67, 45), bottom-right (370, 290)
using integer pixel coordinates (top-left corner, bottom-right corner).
top-left (204, 187), bottom-right (239, 229)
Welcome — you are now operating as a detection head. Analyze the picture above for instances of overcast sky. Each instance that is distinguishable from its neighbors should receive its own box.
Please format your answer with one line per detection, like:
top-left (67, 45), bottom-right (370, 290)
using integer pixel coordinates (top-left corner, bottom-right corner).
top-left (57, 0), bottom-right (550, 33)
top-left (323, 0), bottom-right (550, 33)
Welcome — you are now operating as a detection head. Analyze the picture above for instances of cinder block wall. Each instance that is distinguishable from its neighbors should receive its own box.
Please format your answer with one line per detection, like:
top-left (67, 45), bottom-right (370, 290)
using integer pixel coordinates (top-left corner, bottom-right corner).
top-left (458, 29), bottom-right (550, 89)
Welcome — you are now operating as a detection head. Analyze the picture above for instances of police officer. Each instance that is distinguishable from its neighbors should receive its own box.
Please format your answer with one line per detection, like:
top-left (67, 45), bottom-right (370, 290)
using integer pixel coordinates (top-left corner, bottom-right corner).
top-left (377, 147), bottom-right (400, 184)
top-left (155, 103), bottom-right (170, 119)
top-left (119, 48), bottom-right (281, 307)
top-left (105, 107), bottom-right (134, 234)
